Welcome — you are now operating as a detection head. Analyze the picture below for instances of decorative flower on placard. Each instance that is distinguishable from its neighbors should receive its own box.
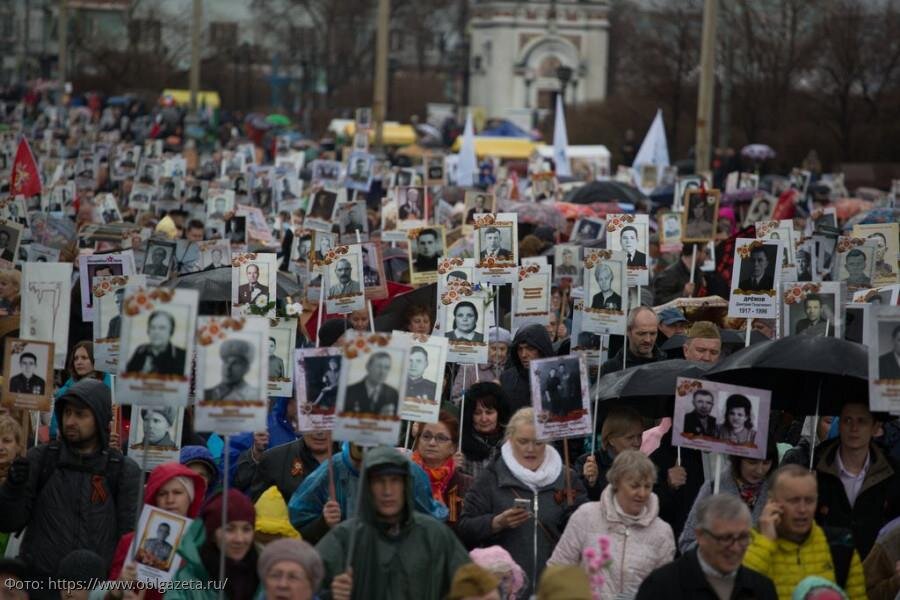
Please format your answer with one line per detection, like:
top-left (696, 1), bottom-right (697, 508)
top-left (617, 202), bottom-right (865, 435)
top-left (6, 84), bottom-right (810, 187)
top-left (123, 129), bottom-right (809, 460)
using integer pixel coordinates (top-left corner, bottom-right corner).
top-left (756, 221), bottom-right (778, 237)
top-left (437, 257), bottom-right (464, 274)
top-left (537, 411), bottom-right (550, 424)
top-left (677, 379), bottom-right (704, 397)
top-left (518, 263), bottom-right (540, 281)
top-left (10, 341), bottom-right (26, 355)
top-left (836, 237), bottom-right (864, 253)
top-left (473, 214), bottom-right (497, 228)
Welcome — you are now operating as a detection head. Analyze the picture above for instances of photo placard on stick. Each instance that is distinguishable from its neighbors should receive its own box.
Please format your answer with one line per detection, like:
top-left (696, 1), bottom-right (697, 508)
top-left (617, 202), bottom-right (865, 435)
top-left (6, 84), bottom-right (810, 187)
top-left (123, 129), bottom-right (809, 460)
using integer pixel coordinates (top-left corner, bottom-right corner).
top-left (336, 200), bottom-right (369, 244)
top-left (92, 274), bottom-right (147, 372)
top-left (407, 226), bottom-right (446, 285)
top-left (852, 223), bottom-right (899, 287)
top-left (126, 505), bottom-right (190, 585)
top-left (844, 303), bottom-right (871, 346)
top-left (194, 316), bottom-right (269, 433)
top-left (463, 191), bottom-right (495, 230)
top-left (296, 347), bottom-right (342, 432)
top-left (333, 332), bottom-right (408, 446)
top-left (21, 261), bottom-right (73, 369)
top-left (728, 239), bottom-right (783, 320)
top-left (682, 188), bottom-right (720, 243)
top-left (672, 377), bottom-right (771, 459)
top-left (834, 237), bottom-right (877, 295)
top-left (392, 331), bottom-right (448, 424)
top-left (605, 214), bottom-right (650, 286)
top-left (79, 251), bottom-right (136, 321)
top-left (512, 263), bottom-right (551, 334)
top-left (571, 217), bottom-right (604, 243)
top-left (324, 245), bottom-right (366, 314)
top-left (116, 287), bottom-right (198, 406)
top-left (0, 219), bottom-right (24, 265)
top-left (305, 189), bottom-right (338, 232)
top-left (231, 252), bottom-right (277, 318)
top-left (310, 160), bottom-right (342, 188)
top-left (437, 257), bottom-right (475, 295)
top-left (142, 239), bottom-right (175, 283)
top-left (267, 318), bottom-right (296, 398)
top-left (580, 249), bottom-right (628, 336)
top-left (674, 175), bottom-right (703, 211)
top-left (474, 213), bottom-right (518, 285)
top-left (345, 152), bottom-right (374, 193)
top-left (2, 339), bottom-right (53, 411)
top-left (553, 244), bottom-right (582, 284)
top-left (781, 282), bottom-right (844, 339)
top-left (868, 306), bottom-right (900, 412)
top-left (658, 211), bottom-right (684, 250)
top-left (756, 219), bottom-right (796, 266)
top-left (360, 241), bottom-right (388, 300)
top-left (128, 406), bottom-right (184, 469)
top-left (441, 285), bottom-right (491, 364)
top-left (424, 153), bottom-right (446, 187)
top-left (529, 354), bottom-right (591, 440)
top-left (570, 299), bottom-right (610, 368)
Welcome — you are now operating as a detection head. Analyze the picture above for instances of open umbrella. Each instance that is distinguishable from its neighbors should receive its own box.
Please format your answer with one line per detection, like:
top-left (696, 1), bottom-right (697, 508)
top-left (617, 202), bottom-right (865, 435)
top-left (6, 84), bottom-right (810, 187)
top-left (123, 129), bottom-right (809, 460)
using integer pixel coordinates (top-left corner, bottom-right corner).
top-left (741, 144), bottom-right (776, 161)
top-left (373, 283), bottom-right (437, 332)
top-left (169, 267), bottom-right (302, 302)
top-left (498, 199), bottom-right (566, 229)
top-left (565, 181), bottom-right (647, 206)
top-left (660, 330), bottom-right (768, 353)
top-left (703, 335), bottom-right (867, 416)
top-left (595, 359), bottom-right (710, 419)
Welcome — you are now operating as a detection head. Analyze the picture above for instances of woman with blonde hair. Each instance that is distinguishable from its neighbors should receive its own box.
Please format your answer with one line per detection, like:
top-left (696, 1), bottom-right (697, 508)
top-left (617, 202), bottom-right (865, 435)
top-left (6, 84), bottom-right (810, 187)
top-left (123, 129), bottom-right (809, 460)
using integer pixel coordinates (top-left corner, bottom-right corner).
top-left (548, 450), bottom-right (675, 598)
top-left (0, 269), bottom-right (21, 316)
top-left (0, 415), bottom-right (24, 555)
top-left (457, 407), bottom-right (586, 596)
top-left (576, 406), bottom-right (644, 500)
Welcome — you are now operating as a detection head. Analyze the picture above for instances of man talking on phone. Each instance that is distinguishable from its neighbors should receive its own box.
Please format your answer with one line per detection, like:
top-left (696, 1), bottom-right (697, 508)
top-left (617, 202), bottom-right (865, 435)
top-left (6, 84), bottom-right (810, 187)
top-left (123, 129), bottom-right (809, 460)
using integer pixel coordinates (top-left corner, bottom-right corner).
top-left (742, 465), bottom-right (866, 599)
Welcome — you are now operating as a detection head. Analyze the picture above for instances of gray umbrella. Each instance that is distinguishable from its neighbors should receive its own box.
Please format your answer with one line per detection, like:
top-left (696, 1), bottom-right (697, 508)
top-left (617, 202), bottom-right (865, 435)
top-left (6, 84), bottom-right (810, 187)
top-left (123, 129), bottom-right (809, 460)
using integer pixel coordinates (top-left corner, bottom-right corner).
top-left (169, 266), bottom-right (302, 302)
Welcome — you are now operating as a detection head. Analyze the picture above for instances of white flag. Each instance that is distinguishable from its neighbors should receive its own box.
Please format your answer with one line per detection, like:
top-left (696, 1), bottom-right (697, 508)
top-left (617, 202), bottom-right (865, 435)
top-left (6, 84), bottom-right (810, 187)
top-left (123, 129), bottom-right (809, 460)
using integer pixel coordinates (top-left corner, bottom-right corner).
top-left (553, 94), bottom-right (571, 178)
top-left (456, 112), bottom-right (477, 187)
top-left (632, 109), bottom-right (670, 193)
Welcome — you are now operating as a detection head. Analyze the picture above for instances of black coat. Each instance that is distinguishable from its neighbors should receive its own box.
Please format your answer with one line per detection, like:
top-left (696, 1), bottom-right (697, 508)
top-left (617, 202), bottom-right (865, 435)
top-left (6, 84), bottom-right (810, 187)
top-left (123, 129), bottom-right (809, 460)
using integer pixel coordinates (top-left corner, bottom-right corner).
top-left (344, 380), bottom-right (399, 416)
top-left (636, 548), bottom-right (777, 600)
top-left (599, 345), bottom-right (667, 376)
top-left (500, 324), bottom-right (554, 413)
top-left (814, 438), bottom-right (900, 559)
top-left (649, 431), bottom-right (705, 540)
top-left (234, 438), bottom-right (334, 504)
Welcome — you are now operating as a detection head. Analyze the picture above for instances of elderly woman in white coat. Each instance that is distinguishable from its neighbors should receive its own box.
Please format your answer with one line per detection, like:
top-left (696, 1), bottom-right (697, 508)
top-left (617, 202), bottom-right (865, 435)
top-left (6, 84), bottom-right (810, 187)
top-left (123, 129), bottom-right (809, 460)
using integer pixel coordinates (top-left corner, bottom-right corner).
top-left (547, 450), bottom-right (675, 599)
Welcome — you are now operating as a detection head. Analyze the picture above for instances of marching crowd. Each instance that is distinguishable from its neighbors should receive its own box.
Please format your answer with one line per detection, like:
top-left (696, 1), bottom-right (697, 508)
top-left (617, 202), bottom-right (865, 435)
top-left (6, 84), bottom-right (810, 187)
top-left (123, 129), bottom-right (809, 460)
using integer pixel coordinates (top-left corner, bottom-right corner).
top-left (0, 90), bottom-right (894, 600)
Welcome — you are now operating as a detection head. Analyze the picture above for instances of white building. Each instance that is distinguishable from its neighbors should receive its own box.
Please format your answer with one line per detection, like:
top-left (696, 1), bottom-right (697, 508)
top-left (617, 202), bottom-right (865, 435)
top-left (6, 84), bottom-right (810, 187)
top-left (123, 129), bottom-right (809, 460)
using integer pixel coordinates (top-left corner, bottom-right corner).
top-left (468, 0), bottom-right (610, 124)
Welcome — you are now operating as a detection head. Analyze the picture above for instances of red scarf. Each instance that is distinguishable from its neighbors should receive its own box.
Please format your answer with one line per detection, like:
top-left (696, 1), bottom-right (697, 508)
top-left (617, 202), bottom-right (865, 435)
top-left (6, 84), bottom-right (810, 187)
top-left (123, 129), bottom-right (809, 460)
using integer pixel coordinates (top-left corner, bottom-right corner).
top-left (411, 451), bottom-right (455, 502)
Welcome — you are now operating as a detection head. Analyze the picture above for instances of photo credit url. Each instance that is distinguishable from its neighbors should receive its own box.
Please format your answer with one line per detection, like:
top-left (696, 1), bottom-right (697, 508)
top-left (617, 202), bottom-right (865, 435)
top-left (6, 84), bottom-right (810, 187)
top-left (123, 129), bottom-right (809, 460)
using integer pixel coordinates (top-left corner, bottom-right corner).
top-left (4, 578), bottom-right (228, 593)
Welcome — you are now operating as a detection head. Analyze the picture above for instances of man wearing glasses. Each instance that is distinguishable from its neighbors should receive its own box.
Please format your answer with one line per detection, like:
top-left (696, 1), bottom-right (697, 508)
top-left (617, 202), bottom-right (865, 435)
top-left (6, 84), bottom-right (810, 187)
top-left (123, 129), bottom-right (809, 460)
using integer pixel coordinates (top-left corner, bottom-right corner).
top-left (636, 494), bottom-right (776, 599)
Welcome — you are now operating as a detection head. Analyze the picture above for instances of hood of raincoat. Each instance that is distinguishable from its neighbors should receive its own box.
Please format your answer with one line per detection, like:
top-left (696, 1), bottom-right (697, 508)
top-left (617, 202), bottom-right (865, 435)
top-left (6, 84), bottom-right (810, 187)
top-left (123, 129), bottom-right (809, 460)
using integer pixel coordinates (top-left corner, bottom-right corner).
top-left (53, 378), bottom-right (111, 450)
top-left (358, 446), bottom-right (416, 530)
top-left (509, 323), bottom-right (553, 373)
top-left (144, 462), bottom-right (209, 518)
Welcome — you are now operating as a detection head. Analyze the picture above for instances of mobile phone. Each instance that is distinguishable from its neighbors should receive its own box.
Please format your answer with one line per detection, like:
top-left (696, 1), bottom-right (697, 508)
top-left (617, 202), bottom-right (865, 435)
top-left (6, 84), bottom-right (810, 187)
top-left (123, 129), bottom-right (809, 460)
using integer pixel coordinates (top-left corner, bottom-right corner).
top-left (513, 497), bottom-right (532, 513)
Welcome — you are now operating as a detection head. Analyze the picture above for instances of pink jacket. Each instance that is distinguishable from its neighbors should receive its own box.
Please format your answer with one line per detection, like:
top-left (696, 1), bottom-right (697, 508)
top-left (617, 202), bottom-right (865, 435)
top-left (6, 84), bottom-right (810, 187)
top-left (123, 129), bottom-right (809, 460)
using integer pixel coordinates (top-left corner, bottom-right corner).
top-left (548, 485), bottom-right (675, 598)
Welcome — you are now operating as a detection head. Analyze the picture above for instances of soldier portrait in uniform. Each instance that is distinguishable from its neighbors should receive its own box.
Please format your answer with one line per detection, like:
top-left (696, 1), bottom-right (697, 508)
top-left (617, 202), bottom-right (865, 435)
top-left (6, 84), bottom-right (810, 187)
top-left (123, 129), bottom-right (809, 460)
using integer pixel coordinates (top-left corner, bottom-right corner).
top-left (203, 338), bottom-right (262, 401)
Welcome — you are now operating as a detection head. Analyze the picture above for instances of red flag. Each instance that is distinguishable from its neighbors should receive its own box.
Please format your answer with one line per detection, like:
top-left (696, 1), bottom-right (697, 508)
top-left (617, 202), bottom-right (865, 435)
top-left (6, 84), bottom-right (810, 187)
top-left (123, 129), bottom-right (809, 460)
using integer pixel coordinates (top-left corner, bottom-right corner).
top-left (9, 137), bottom-right (41, 198)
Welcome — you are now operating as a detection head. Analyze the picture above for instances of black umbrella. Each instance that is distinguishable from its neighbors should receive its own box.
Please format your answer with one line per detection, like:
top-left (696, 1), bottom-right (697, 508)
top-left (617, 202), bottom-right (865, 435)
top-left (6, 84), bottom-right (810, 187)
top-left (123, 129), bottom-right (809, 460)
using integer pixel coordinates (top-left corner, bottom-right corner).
top-left (169, 267), bottom-right (303, 302)
top-left (565, 181), bottom-right (648, 206)
top-left (373, 283), bottom-right (437, 332)
top-left (703, 335), bottom-right (868, 416)
top-left (595, 359), bottom-right (711, 419)
top-left (659, 330), bottom-right (768, 352)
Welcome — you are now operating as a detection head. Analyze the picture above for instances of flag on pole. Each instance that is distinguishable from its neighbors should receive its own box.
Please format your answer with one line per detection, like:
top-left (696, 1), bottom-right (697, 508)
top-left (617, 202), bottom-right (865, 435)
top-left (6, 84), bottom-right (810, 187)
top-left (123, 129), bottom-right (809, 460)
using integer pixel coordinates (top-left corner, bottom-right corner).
top-left (553, 94), bottom-right (571, 178)
top-left (632, 109), bottom-right (670, 193)
top-left (456, 112), bottom-right (477, 187)
top-left (9, 137), bottom-right (42, 198)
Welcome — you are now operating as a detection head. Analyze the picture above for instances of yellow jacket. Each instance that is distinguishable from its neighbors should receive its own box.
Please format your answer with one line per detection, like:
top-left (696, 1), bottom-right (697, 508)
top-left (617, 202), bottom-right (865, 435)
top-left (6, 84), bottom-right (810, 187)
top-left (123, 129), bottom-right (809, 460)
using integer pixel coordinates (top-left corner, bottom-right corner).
top-left (742, 524), bottom-right (866, 600)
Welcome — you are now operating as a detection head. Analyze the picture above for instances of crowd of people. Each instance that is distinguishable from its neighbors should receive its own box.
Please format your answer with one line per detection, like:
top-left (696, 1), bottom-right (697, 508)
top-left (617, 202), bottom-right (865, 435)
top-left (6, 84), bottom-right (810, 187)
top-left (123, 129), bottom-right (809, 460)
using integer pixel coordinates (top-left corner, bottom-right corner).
top-left (0, 88), bottom-right (893, 600)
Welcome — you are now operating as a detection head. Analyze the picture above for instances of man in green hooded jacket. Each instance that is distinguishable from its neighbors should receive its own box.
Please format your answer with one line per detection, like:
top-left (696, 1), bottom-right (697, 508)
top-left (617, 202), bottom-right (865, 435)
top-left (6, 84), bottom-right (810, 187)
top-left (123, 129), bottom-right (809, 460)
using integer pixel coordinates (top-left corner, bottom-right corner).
top-left (316, 446), bottom-right (470, 600)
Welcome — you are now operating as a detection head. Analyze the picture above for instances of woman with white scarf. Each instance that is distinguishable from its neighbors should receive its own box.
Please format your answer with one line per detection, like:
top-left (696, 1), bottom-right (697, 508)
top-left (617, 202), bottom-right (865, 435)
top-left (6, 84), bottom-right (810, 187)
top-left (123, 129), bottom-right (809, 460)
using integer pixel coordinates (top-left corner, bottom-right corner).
top-left (457, 407), bottom-right (587, 597)
top-left (548, 450), bottom-right (675, 599)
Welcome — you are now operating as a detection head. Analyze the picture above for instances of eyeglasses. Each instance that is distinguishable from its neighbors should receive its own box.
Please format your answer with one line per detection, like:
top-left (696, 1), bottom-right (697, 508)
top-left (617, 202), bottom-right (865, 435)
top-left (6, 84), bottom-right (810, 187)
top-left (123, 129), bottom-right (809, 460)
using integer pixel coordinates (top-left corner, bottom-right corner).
top-left (701, 529), bottom-right (751, 547)
top-left (266, 570), bottom-right (310, 585)
top-left (420, 433), bottom-right (451, 444)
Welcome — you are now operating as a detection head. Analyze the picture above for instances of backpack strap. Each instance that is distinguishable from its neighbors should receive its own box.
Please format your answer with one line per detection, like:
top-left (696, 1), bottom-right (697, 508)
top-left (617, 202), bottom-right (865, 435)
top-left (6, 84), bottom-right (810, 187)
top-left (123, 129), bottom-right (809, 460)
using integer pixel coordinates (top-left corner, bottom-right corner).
top-left (822, 526), bottom-right (854, 589)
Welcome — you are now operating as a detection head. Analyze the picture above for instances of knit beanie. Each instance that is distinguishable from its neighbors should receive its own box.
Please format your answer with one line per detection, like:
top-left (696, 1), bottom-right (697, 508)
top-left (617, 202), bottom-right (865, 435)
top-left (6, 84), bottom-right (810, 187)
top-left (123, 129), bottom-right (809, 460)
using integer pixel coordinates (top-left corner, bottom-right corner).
top-left (257, 538), bottom-right (324, 592)
top-left (58, 550), bottom-right (107, 584)
top-left (202, 489), bottom-right (255, 534)
top-left (170, 475), bottom-right (196, 504)
top-left (446, 564), bottom-right (500, 600)
top-left (790, 576), bottom-right (848, 600)
top-left (536, 565), bottom-right (591, 600)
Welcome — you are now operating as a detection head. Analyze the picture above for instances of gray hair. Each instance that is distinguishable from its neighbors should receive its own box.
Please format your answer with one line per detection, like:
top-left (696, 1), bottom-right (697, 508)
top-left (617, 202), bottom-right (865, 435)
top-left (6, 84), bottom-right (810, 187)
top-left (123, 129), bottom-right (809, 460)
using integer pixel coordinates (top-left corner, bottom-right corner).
top-left (606, 450), bottom-right (657, 489)
top-left (626, 306), bottom-right (655, 331)
top-left (695, 493), bottom-right (751, 531)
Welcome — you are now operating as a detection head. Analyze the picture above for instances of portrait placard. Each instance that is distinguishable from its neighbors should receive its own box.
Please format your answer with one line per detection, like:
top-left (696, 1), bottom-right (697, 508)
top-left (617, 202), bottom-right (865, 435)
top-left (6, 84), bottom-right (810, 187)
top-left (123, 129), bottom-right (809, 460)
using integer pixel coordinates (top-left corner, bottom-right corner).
top-left (424, 153), bottom-right (446, 186)
top-left (463, 191), bottom-right (495, 229)
top-left (834, 237), bottom-right (877, 294)
top-left (673, 377), bottom-right (771, 459)
top-left (442, 287), bottom-right (491, 364)
top-left (658, 211), bottom-right (684, 250)
top-left (2, 339), bottom-right (53, 411)
top-left (205, 189), bottom-right (234, 217)
top-left (852, 223), bottom-right (899, 287)
top-left (605, 214), bottom-right (650, 286)
top-left (553, 244), bottom-right (582, 284)
top-left (380, 194), bottom-right (402, 242)
top-left (756, 219), bottom-right (796, 266)
top-left (128, 182), bottom-right (155, 211)
top-left (333, 333), bottom-right (408, 447)
top-left (530, 354), bottom-right (591, 441)
top-left (844, 303), bottom-right (872, 347)
top-left (197, 239), bottom-right (230, 270)
top-left (436, 258), bottom-right (475, 297)
top-left (682, 189), bottom-right (720, 242)
top-left (231, 252), bottom-right (277, 318)
top-left (810, 207), bottom-right (838, 235)
top-left (743, 193), bottom-right (775, 227)
top-left (869, 306), bottom-right (900, 412)
top-left (571, 217), bottom-right (604, 243)
top-left (570, 299), bottom-right (610, 368)
top-left (474, 213), bottom-right (518, 285)
top-left (27, 243), bottom-right (61, 264)
top-left (305, 189), bottom-right (338, 232)
top-left (394, 186), bottom-right (427, 232)
top-left (78, 251), bottom-right (136, 321)
top-left (728, 239), bottom-right (783, 320)
top-left (267, 318), bottom-right (296, 398)
top-left (296, 347), bottom-right (343, 432)
top-left (781, 281), bottom-right (844, 339)
top-left (360, 241), bottom-right (388, 300)
top-left (194, 316), bottom-right (269, 434)
top-left (580, 249), bottom-right (628, 336)
top-left (126, 506), bottom-right (190, 585)
top-left (512, 263), bottom-right (551, 334)
top-left (0, 219), bottom-right (23, 265)
top-left (142, 239), bottom-right (175, 283)
top-left (790, 168), bottom-right (811, 196)
top-left (407, 226), bottom-right (446, 285)
top-left (674, 175), bottom-right (703, 211)
top-left (813, 231), bottom-right (839, 278)
top-left (336, 200), bottom-right (369, 244)
top-left (345, 152), bottom-right (374, 192)
top-left (324, 245), bottom-right (366, 314)
top-left (392, 331), bottom-right (448, 424)
top-left (128, 406), bottom-right (184, 469)
top-left (21, 261), bottom-right (73, 368)
top-left (310, 161), bottom-right (341, 187)
top-left (93, 274), bottom-right (147, 372)
top-left (117, 287), bottom-right (198, 405)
